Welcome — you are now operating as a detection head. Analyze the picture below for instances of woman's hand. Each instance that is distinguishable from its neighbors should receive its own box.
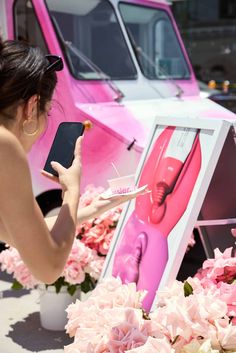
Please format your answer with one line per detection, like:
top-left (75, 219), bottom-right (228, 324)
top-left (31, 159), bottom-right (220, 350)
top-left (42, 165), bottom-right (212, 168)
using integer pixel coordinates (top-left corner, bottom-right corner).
top-left (41, 136), bottom-right (82, 198)
top-left (92, 189), bottom-right (146, 211)
top-left (77, 186), bottom-right (150, 225)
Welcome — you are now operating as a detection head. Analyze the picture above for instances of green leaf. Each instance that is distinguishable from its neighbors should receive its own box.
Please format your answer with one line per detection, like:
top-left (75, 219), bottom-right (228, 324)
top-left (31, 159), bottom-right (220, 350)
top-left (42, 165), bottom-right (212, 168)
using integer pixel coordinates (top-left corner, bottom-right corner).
top-left (184, 281), bottom-right (193, 297)
top-left (54, 277), bottom-right (66, 294)
top-left (80, 274), bottom-right (96, 293)
top-left (11, 279), bottom-right (24, 290)
top-left (67, 285), bottom-right (78, 296)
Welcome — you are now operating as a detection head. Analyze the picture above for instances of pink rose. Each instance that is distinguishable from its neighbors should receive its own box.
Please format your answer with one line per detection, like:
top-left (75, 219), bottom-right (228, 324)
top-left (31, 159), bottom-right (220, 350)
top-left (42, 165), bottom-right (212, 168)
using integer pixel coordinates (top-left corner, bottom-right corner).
top-left (216, 282), bottom-right (236, 321)
top-left (108, 325), bottom-right (147, 352)
top-left (107, 309), bottom-right (151, 352)
top-left (125, 336), bottom-right (174, 353)
top-left (63, 262), bottom-right (85, 285)
top-left (89, 224), bottom-right (108, 243)
top-left (0, 247), bottom-right (40, 289)
top-left (195, 247), bottom-right (236, 284)
top-left (65, 278), bottom-right (147, 338)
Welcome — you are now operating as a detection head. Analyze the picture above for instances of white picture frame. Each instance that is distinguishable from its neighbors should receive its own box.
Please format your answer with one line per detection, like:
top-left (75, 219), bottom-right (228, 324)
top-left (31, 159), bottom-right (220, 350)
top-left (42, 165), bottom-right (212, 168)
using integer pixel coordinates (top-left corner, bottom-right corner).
top-left (101, 116), bottom-right (231, 311)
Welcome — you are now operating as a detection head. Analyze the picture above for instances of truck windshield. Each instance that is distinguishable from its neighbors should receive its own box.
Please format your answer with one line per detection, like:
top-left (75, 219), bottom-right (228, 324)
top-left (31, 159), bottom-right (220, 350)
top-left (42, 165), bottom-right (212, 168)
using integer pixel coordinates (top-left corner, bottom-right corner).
top-left (119, 2), bottom-right (190, 80)
top-left (45, 0), bottom-right (137, 80)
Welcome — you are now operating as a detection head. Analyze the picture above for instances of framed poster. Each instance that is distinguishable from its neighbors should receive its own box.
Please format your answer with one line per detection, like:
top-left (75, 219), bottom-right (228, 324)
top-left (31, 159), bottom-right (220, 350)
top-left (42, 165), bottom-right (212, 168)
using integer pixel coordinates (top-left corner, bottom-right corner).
top-left (101, 116), bottom-right (231, 312)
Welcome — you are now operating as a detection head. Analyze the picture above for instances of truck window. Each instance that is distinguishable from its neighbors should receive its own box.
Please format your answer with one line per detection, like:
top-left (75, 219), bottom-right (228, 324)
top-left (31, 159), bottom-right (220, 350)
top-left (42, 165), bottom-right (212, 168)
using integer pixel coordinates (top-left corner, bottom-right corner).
top-left (45, 0), bottom-right (137, 80)
top-left (14, 0), bottom-right (48, 53)
top-left (119, 2), bottom-right (190, 80)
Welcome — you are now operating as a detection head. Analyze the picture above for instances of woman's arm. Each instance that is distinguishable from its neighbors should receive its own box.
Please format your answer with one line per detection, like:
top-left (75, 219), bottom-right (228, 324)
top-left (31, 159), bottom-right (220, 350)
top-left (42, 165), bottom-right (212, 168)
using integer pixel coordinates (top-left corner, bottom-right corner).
top-left (76, 196), bottom-right (130, 225)
top-left (0, 131), bottom-right (81, 284)
top-left (45, 185), bottom-right (149, 229)
top-left (45, 194), bottom-right (130, 229)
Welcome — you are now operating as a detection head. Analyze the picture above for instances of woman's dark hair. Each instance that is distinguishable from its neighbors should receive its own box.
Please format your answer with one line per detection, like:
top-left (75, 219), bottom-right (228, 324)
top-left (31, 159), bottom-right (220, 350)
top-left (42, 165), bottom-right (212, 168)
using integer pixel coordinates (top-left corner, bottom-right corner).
top-left (0, 37), bottom-right (57, 120)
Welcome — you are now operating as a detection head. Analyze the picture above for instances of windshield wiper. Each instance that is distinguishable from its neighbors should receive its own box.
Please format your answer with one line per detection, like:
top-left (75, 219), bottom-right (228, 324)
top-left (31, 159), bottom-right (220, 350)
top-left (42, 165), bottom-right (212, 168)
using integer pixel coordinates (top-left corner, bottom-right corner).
top-left (66, 42), bottom-right (125, 101)
top-left (126, 28), bottom-right (184, 98)
top-left (51, 15), bottom-right (124, 102)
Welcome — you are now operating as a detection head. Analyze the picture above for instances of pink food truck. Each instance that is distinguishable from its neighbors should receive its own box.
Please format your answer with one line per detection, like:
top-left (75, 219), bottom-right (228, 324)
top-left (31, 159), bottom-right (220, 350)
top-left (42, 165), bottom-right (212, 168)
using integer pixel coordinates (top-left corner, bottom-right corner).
top-left (0, 0), bottom-right (235, 223)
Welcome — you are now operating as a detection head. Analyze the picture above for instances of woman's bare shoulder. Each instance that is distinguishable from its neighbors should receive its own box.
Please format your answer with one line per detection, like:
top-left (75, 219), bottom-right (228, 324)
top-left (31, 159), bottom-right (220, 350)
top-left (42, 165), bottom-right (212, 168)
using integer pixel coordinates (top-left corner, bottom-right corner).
top-left (0, 126), bottom-right (29, 184)
top-left (0, 126), bottom-right (26, 162)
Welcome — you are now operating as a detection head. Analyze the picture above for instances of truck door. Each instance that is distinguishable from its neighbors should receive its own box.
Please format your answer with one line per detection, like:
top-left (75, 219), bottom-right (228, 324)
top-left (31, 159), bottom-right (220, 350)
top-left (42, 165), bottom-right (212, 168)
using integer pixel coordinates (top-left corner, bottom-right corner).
top-left (14, 0), bottom-right (48, 53)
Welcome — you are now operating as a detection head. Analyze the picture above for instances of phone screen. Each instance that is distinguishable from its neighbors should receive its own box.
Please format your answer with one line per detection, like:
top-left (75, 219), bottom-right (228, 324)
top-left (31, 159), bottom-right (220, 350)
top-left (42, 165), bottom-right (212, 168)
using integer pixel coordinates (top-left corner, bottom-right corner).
top-left (43, 122), bottom-right (85, 176)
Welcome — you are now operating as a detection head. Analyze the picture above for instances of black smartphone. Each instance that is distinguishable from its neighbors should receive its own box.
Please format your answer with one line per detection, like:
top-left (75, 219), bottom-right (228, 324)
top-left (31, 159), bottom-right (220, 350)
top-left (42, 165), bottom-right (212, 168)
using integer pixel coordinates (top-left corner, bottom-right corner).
top-left (43, 122), bottom-right (85, 177)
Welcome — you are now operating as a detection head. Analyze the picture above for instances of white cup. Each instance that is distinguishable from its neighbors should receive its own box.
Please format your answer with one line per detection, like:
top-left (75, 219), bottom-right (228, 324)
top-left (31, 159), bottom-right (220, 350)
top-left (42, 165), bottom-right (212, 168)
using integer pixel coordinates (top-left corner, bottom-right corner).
top-left (108, 174), bottom-right (136, 194)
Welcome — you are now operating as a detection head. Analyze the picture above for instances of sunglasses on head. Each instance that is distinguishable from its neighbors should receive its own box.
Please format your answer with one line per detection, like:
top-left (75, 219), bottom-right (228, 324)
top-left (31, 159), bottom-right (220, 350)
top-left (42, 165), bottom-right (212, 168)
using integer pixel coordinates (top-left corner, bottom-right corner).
top-left (21, 55), bottom-right (63, 100)
top-left (45, 55), bottom-right (64, 73)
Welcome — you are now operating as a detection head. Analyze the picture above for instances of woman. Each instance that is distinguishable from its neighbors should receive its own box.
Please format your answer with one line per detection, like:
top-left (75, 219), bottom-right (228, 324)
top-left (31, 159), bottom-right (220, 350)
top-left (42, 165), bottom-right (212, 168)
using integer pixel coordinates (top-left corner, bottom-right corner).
top-left (0, 38), bottom-right (143, 285)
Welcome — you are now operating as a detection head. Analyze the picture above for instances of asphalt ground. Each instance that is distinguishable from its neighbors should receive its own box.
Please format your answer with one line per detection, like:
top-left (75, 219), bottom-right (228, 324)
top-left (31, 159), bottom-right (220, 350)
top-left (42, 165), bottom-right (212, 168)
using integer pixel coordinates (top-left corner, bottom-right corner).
top-left (0, 271), bottom-right (72, 353)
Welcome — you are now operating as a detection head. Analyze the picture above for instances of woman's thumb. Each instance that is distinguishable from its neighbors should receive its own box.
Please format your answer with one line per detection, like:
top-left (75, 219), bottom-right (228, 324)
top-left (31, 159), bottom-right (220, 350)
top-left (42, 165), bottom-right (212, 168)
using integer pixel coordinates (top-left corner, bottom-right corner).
top-left (74, 136), bottom-right (83, 158)
top-left (50, 161), bottom-right (65, 175)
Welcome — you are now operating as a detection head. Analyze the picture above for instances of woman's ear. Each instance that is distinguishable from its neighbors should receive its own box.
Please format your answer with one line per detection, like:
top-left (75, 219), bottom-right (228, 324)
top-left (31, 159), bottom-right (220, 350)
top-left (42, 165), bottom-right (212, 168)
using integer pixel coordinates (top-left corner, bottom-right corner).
top-left (23, 94), bottom-right (38, 120)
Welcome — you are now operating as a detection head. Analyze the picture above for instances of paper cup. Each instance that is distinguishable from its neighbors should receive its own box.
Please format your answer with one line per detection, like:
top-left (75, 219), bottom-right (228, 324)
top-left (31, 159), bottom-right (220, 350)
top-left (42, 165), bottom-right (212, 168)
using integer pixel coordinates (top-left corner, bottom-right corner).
top-left (108, 174), bottom-right (136, 194)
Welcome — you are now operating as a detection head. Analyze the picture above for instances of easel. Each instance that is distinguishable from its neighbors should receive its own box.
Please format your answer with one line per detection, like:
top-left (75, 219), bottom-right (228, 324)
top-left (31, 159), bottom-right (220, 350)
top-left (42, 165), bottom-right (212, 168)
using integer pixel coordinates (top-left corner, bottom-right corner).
top-left (195, 124), bottom-right (236, 258)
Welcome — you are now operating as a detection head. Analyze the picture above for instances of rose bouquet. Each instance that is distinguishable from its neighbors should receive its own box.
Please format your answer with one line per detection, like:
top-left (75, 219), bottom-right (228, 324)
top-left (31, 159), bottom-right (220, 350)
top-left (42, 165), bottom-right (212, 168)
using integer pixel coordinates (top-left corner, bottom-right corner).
top-left (76, 184), bottom-right (123, 256)
top-left (64, 247), bottom-right (236, 353)
top-left (194, 247), bottom-right (236, 324)
top-left (0, 237), bottom-right (104, 295)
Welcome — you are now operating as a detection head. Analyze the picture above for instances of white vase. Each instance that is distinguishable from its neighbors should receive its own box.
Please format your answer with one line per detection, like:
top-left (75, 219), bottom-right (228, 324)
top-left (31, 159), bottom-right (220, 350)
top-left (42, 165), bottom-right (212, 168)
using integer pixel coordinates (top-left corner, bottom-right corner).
top-left (38, 284), bottom-right (80, 331)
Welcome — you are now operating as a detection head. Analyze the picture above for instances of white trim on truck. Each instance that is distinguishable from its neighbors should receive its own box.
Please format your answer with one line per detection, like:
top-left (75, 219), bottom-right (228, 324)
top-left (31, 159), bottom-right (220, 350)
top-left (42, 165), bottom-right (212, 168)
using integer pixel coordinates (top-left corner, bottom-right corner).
top-left (0, 0), bottom-right (7, 39)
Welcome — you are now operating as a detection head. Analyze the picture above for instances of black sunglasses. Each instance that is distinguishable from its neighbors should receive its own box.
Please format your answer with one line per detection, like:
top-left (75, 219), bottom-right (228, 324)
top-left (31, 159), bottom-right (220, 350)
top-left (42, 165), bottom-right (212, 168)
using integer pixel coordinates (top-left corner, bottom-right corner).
top-left (45, 55), bottom-right (64, 73)
top-left (21, 55), bottom-right (63, 100)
